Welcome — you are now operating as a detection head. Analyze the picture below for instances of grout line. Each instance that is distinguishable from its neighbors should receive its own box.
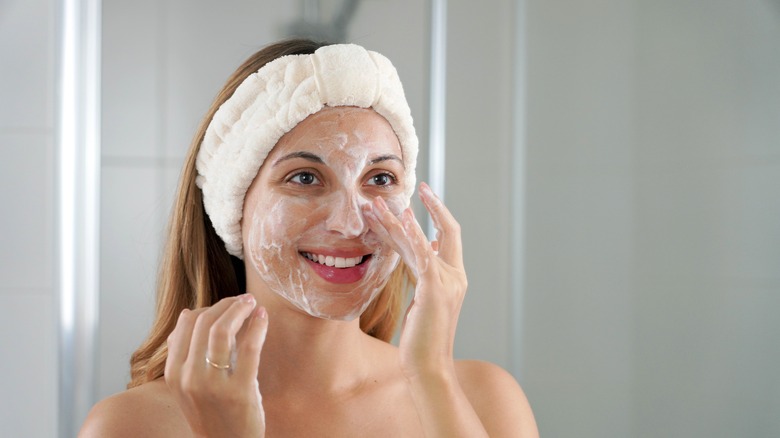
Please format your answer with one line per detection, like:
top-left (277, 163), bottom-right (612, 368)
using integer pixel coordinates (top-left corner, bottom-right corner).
top-left (101, 155), bottom-right (184, 167)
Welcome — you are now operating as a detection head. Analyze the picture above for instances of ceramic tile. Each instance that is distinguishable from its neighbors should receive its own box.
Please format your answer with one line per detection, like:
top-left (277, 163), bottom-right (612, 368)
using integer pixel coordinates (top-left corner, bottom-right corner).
top-left (0, 132), bottom-right (54, 291)
top-left (98, 164), bottom-right (165, 397)
top-left (0, 0), bottom-right (53, 130)
top-left (0, 293), bottom-right (57, 437)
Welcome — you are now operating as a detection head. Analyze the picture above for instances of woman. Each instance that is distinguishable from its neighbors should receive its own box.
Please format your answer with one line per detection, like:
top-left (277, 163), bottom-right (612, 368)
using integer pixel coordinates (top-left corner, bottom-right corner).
top-left (81, 39), bottom-right (538, 437)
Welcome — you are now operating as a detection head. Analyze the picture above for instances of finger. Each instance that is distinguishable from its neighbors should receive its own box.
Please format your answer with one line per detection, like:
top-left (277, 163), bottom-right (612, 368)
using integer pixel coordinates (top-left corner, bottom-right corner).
top-left (205, 294), bottom-right (258, 371)
top-left (234, 306), bottom-right (269, 382)
top-left (400, 207), bottom-right (438, 276)
top-left (431, 240), bottom-right (439, 253)
top-left (165, 308), bottom-right (198, 381)
top-left (188, 296), bottom-right (247, 370)
top-left (362, 203), bottom-right (412, 261)
top-left (418, 182), bottom-right (464, 269)
top-left (366, 197), bottom-right (424, 276)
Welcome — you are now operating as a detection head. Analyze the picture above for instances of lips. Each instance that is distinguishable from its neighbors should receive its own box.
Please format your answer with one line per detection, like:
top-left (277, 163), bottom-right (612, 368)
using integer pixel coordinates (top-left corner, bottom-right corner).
top-left (299, 250), bottom-right (372, 284)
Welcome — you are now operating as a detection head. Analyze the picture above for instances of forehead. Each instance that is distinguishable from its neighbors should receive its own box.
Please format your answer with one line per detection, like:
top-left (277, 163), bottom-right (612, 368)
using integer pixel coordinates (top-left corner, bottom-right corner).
top-left (268, 107), bottom-right (402, 160)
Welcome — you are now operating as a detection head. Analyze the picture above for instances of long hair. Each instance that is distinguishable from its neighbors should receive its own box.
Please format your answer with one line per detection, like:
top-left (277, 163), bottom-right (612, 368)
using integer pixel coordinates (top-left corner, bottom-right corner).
top-left (128, 39), bottom-right (414, 388)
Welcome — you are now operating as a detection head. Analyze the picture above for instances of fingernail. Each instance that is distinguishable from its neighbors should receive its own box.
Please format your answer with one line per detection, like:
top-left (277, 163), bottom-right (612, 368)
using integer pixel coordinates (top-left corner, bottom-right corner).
top-left (240, 293), bottom-right (256, 304)
top-left (256, 306), bottom-right (268, 319)
top-left (420, 182), bottom-right (440, 203)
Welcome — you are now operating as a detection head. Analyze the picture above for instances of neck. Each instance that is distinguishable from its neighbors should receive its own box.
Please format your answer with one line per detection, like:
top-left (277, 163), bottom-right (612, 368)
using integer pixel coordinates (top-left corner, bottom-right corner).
top-left (249, 288), bottom-right (378, 399)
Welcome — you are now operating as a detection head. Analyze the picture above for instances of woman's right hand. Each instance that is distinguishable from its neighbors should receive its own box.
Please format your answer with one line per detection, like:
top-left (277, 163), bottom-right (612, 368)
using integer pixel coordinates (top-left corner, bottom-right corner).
top-left (164, 294), bottom-right (269, 438)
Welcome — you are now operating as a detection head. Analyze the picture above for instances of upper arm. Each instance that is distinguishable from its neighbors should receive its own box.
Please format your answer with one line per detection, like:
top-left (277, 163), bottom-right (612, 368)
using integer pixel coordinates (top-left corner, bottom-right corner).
top-left (455, 360), bottom-right (539, 438)
top-left (79, 383), bottom-right (186, 438)
top-left (79, 393), bottom-right (145, 438)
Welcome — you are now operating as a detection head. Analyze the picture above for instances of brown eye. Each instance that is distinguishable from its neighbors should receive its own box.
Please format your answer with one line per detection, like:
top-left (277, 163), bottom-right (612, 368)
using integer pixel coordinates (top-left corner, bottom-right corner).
top-left (367, 173), bottom-right (395, 187)
top-left (290, 172), bottom-right (319, 185)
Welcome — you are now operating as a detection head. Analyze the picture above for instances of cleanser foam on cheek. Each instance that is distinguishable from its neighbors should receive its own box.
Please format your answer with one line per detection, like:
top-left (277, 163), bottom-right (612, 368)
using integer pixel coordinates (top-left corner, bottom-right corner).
top-left (246, 188), bottom-right (401, 321)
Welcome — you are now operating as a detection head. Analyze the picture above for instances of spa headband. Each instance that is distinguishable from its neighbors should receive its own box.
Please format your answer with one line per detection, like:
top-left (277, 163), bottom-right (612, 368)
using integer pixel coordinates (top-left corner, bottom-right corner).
top-left (195, 44), bottom-right (419, 259)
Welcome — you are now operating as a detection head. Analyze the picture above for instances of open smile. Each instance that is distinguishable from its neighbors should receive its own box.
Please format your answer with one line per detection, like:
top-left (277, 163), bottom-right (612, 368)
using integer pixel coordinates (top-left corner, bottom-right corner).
top-left (299, 251), bottom-right (373, 284)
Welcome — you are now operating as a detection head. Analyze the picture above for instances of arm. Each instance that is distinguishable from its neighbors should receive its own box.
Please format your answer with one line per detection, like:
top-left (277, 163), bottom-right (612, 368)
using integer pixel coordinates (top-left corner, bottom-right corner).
top-left (79, 381), bottom-right (188, 437)
top-left (364, 182), bottom-right (537, 437)
top-left (456, 360), bottom-right (539, 437)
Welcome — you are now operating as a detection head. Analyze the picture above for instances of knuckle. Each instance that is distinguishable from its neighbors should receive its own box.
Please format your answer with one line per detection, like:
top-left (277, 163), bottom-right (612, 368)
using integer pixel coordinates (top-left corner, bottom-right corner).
top-left (192, 310), bottom-right (215, 332)
top-left (458, 276), bottom-right (468, 292)
top-left (243, 338), bottom-right (264, 355)
top-left (180, 371), bottom-right (201, 395)
top-left (178, 308), bottom-right (193, 321)
top-left (164, 362), bottom-right (178, 381)
top-left (209, 321), bottom-right (232, 343)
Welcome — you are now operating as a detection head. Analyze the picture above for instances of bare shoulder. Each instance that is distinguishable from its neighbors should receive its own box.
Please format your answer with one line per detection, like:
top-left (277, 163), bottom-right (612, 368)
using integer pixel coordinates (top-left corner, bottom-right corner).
top-left (79, 378), bottom-right (188, 438)
top-left (454, 360), bottom-right (539, 437)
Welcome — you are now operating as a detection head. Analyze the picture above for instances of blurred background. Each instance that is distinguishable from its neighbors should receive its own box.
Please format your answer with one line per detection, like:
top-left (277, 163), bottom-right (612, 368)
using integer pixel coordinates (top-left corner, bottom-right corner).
top-left (1, 0), bottom-right (779, 436)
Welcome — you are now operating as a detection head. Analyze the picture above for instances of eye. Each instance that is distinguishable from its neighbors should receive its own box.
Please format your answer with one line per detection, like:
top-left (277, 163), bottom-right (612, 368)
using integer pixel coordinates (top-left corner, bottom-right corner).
top-left (366, 173), bottom-right (396, 187)
top-left (289, 171), bottom-right (321, 185)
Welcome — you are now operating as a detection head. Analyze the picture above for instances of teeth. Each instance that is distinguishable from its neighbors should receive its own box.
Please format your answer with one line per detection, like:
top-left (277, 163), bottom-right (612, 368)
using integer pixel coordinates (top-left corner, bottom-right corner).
top-left (302, 252), bottom-right (364, 269)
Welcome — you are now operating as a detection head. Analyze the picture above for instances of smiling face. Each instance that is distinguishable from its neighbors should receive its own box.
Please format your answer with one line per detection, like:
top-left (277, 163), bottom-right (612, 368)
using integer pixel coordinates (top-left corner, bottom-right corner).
top-left (241, 107), bottom-right (408, 320)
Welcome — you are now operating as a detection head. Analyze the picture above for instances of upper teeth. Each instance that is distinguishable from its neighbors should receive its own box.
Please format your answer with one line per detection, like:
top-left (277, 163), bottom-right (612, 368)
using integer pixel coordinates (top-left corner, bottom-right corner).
top-left (302, 252), bottom-right (364, 268)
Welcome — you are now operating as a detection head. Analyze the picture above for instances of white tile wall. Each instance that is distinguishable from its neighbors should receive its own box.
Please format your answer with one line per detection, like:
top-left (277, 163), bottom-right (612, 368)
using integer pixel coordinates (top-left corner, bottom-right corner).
top-left (0, 0), bottom-right (53, 130)
top-left (0, 0), bottom-right (58, 436)
top-left (98, 165), bottom-right (162, 398)
top-left (160, 0), bottom-right (298, 159)
top-left (0, 133), bottom-right (54, 291)
top-left (101, 0), bottom-right (162, 158)
top-left (0, 293), bottom-right (57, 437)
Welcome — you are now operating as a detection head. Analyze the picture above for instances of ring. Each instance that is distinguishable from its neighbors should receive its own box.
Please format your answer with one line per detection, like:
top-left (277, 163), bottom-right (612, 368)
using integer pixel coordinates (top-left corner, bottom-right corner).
top-left (205, 356), bottom-right (231, 370)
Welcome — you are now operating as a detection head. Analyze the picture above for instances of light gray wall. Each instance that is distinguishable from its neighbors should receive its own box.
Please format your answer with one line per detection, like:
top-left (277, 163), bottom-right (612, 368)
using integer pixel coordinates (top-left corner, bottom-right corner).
top-left (524, 1), bottom-right (636, 434)
top-left (446, 0), bottom-right (517, 368)
top-left (0, 0), bottom-right (59, 436)
top-left (523, 0), bottom-right (780, 436)
top-left (632, 1), bottom-right (780, 436)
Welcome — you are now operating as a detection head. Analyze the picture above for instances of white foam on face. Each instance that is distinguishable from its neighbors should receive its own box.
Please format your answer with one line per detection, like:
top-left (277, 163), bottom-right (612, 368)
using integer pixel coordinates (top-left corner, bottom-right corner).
top-left (244, 108), bottom-right (408, 320)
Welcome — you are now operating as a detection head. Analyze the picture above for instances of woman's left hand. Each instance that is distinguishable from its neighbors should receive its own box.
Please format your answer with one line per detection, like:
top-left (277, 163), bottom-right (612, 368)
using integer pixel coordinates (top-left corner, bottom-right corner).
top-left (363, 181), bottom-right (467, 378)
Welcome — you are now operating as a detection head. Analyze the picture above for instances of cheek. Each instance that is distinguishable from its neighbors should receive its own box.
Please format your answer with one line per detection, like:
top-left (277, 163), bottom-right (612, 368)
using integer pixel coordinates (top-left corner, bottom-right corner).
top-left (245, 196), bottom-right (311, 266)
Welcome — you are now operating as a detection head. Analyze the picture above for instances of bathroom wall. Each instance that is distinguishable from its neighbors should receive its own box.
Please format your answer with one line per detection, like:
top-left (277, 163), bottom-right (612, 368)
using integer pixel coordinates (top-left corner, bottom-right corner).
top-left (523, 0), bottom-right (780, 436)
top-left (0, 0), bottom-right (59, 436)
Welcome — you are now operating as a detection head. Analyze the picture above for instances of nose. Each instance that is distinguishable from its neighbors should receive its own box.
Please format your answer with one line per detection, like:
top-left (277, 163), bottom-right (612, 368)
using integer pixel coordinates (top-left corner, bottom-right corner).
top-left (325, 191), bottom-right (367, 238)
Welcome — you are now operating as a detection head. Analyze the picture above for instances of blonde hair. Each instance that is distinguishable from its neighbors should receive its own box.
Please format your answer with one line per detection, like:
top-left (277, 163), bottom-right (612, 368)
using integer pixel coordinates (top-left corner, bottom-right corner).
top-left (128, 39), bottom-right (413, 389)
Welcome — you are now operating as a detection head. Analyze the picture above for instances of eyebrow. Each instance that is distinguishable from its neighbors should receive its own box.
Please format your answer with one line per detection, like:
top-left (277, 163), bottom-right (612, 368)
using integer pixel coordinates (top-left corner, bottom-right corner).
top-left (273, 152), bottom-right (403, 168)
top-left (369, 154), bottom-right (404, 168)
top-left (272, 151), bottom-right (325, 167)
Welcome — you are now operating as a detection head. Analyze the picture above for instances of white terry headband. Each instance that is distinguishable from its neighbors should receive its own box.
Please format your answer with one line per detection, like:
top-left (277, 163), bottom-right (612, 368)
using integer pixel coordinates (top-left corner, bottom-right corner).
top-left (195, 44), bottom-right (419, 259)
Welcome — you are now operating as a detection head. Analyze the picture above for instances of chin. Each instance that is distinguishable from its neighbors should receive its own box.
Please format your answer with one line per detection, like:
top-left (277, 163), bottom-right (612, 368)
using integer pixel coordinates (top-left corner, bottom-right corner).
top-left (293, 283), bottom-right (384, 321)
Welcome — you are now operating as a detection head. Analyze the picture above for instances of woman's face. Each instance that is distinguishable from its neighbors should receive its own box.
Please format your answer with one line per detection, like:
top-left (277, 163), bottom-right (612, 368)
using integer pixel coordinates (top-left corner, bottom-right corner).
top-left (241, 107), bottom-right (407, 320)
